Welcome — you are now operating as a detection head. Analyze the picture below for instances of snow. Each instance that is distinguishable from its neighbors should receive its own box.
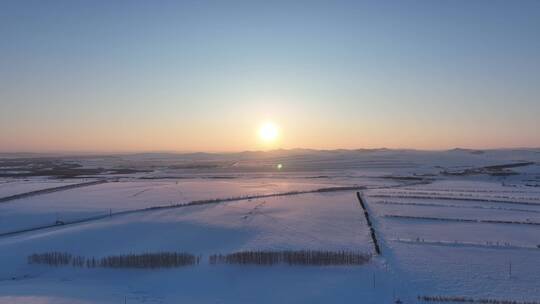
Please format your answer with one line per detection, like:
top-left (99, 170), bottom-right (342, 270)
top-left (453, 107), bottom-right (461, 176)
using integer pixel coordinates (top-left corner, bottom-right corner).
top-left (365, 178), bottom-right (540, 301)
top-left (0, 149), bottom-right (540, 303)
top-left (0, 176), bottom-right (397, 234)
top-left (0, 191), bottom-right (390, 304)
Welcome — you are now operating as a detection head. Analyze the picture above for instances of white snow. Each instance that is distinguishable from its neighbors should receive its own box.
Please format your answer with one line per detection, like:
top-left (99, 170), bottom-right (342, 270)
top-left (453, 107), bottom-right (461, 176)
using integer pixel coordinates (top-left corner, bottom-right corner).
top-left (0, 149), bottom-right (539, 303)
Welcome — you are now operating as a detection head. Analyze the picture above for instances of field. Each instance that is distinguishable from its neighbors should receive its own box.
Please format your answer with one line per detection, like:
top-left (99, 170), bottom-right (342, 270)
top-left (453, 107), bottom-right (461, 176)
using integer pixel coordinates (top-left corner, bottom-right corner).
top-left (0, 149), bottom-right (539, 303)
top-left (366, 183), bottom-right (540, 300)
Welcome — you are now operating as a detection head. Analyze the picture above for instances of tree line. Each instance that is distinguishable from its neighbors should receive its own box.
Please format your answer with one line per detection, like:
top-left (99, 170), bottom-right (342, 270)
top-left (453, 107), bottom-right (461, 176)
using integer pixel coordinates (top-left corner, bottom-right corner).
top-left (29, 250), bottom-right (371, 268)
top-left (209, 250), bottom-right (371, 266)
top-left (418, 295), bottom-right (540, 304)
top-left (357, 191), bottom-right (381, 255)
top-left (28, 252), bottom-right (198, 268)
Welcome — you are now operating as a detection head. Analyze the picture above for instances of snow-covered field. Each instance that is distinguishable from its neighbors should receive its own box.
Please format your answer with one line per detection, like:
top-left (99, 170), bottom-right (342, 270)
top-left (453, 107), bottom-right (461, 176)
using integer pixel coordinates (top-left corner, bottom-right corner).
top-left (0, 176), bottom-right (399, 234)
top-left (365, 179), bottom-right (540, 301)
top-left (0, 191), bottom-right (390, 303)
top-left (0, 149), bottom-right (539, 303)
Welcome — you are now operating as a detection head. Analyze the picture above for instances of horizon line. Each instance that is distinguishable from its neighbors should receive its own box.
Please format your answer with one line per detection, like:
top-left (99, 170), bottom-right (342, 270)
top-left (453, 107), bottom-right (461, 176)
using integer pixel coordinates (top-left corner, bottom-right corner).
top-left (1, 146), bottom-right (539, 157)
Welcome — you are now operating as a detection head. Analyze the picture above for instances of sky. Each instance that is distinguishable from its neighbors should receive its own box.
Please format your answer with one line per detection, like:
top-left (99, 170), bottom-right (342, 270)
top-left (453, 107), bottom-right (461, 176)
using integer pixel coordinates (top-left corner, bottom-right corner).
top-left (1, 0), bottom-right (539, 153)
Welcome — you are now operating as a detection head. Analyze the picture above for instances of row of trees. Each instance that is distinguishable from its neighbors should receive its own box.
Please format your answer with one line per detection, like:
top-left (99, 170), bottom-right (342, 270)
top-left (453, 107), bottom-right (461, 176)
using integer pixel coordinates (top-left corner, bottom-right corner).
top-left (28, 252), bottom-right (199, 268)
top-left (387, 214), bottom-right (540, 226)
top-left (144, 185), bottom-right (366, 212)
top-left (356, 191), bottom-right (381, 255)
top-left (28, 252), bottom-right (73, 266)
top-left (209, 250), bottom-right (371, 266)
top-left (0, 180), bottom-right (107, 203)
top-left (418, 295), bottom-right (540, 304)
top-left (29, 250), bottom-right (371, 268)
top-left (99, 252), bottom-right (199, 268)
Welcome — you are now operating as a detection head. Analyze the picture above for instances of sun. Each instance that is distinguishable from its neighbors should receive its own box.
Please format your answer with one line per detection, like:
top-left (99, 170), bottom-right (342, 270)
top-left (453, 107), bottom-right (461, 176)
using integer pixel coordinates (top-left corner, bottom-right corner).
top-left (259, 122), bottom-right (279, 142)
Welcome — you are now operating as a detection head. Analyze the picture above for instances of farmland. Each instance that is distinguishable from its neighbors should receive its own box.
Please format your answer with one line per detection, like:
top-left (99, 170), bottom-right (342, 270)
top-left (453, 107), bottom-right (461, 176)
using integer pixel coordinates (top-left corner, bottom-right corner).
top-left (0, 149), bottom-right (539, 303)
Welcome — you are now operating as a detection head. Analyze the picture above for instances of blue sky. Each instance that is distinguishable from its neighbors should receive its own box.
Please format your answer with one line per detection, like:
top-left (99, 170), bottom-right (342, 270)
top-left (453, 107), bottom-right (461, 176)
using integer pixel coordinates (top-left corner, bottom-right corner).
top-left (1, 0), bottom-right (539, 152)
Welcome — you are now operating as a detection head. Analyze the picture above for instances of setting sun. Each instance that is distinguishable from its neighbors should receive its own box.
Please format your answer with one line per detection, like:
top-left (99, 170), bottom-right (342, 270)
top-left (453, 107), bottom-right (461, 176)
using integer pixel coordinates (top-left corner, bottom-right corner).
top-left (259, 122), bottom-right (279, 142)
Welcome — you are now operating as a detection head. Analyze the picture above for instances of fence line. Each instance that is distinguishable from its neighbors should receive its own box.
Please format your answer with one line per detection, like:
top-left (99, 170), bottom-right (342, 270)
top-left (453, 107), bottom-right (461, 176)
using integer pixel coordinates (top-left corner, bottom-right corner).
top-left (0, 179), bottom-right (108, 203)
top-left (356, 192), bottom-right (381, 255)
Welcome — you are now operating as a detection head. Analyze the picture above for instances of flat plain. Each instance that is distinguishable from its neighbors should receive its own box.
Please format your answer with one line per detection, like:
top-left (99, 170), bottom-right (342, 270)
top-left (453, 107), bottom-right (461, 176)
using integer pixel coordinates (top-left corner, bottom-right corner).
top-left (0, 149), bottom-right (539, 303)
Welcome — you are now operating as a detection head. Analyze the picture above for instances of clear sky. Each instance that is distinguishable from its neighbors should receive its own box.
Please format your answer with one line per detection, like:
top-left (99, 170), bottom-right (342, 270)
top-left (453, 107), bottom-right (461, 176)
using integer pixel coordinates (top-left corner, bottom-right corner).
top-left (1, 0), bottom-right (539, 152)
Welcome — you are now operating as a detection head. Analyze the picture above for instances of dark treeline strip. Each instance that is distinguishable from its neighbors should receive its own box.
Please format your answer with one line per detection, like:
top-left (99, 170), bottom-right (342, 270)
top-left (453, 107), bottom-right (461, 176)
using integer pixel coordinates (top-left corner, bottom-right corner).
top-left (28, 252), bottom-right (73, 266)
top-left (209, 250), bottom-right (371, 266)
top-left (28, 252), bottom-right (198, 269)
top-left (484, 162), bottom-right (535, 170)
top-left (374, 200), bottom-right (540, 214)
top-left (0, 212), bottom-right (115, 238)
top-left (99, 253), bottom-right (198, 268)
top-left (356, 192), bottom-right (381, 255)
top-left (418, 295), bottom-right (540, 304)
top-left (394, 187), bottom-right (540, 195)
top-left (369, 194), bottom-right (540, 207)
top-left (393, 238), bottom-right (540, 251)
top-left (149, 185), bottom-right (368, 211)
top-left (377, 190), bottom-right (540, 203)
top-left (0, 179), bottom-right (108, 203)
top-left (386, 215), bottom-right (477, 223)
top-left (29, 251), bottom-right (370, 268)
top-left (386, 214), bottom-right (540, 226)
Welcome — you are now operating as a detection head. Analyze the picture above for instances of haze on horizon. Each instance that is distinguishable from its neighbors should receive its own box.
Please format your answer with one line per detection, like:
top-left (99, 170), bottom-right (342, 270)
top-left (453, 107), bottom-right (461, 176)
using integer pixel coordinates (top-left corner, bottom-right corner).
top-left (1, 1), bottom-right (539, 153)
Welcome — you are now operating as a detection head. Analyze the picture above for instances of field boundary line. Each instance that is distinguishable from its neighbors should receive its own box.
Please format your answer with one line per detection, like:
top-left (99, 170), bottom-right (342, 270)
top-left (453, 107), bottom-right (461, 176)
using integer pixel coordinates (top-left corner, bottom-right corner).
top-left (0, 179), bottom-right (108, 203)
top-left (356, 191), bottom-right (382, 255)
